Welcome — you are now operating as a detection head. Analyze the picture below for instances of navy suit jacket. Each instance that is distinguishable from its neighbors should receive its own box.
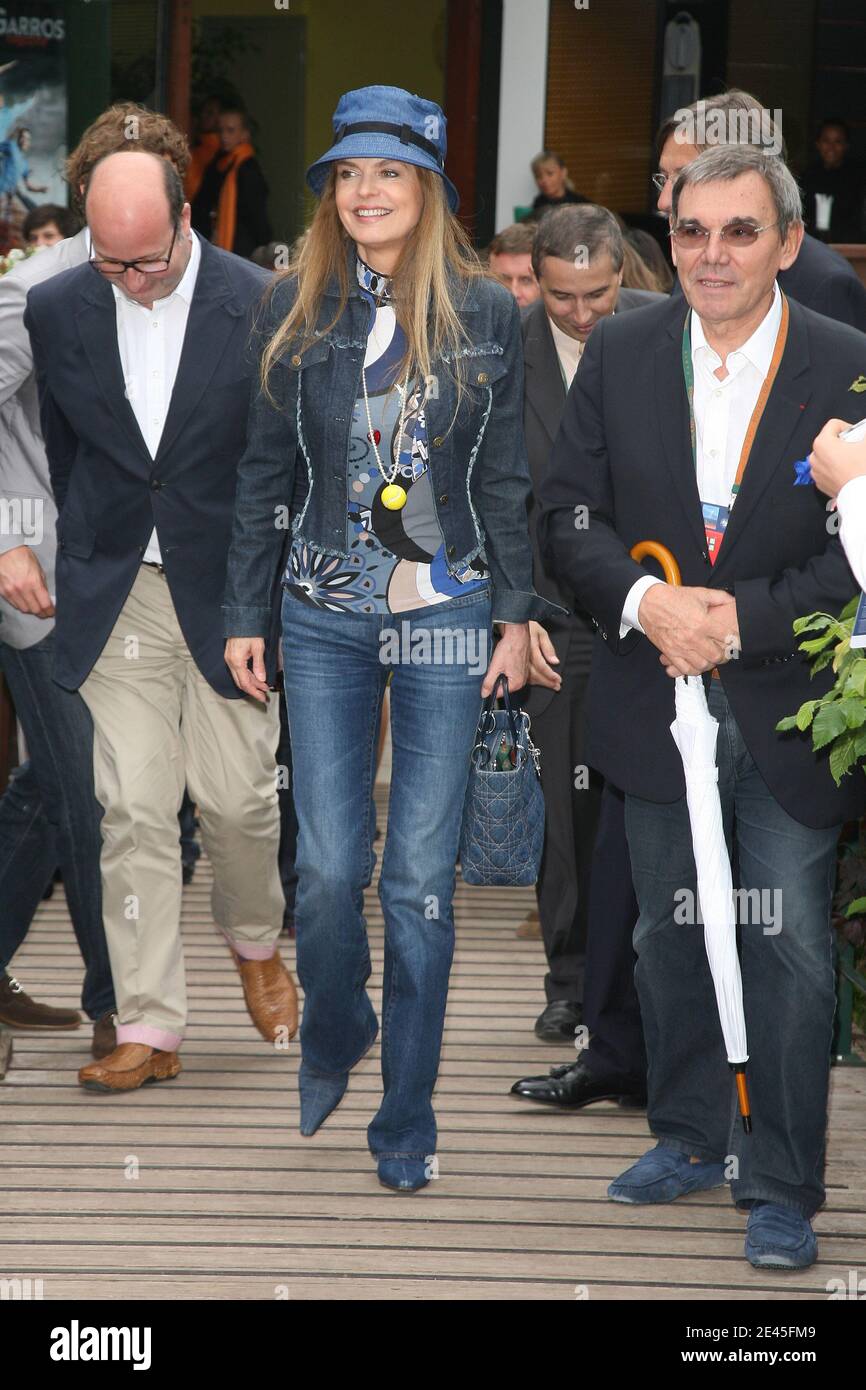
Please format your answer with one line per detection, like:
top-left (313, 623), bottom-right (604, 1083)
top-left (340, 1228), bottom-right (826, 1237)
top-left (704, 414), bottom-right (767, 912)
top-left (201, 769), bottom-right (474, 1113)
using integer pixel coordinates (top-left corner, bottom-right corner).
top-left (538, 291), bottom-right (866, 829)
top-left (24, 237), bottom-right (278, 698)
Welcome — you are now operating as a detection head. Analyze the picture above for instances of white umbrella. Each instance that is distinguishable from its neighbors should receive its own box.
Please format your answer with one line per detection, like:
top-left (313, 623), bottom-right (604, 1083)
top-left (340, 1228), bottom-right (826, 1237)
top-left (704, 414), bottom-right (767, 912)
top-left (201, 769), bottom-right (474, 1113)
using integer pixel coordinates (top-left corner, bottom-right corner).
top-left (631, 541), bottom-right (751, 1130)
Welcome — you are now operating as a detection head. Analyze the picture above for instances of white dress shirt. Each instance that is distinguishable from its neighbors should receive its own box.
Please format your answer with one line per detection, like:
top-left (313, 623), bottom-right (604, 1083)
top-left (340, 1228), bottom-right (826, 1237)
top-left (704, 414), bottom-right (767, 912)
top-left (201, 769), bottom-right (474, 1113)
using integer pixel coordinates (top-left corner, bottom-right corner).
top-left (548, 313), bottom-right (584, 390)
top-left (621, 281), bottom-right (782, 636)
top-left (112, 231), bottom-right (201, 564)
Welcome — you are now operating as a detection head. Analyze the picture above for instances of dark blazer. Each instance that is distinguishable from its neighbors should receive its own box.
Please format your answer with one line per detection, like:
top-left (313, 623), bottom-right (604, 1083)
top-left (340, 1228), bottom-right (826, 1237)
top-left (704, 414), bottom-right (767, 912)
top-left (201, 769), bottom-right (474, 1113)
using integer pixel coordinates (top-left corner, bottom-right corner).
top-left (24, 236), bottom-right (274, 699)
top-left (672, 232), bottom-right (866, 332)
top-left (521, 288), bottom-right (662, 715)
top-left (538, 290), bottom-right (866, 828)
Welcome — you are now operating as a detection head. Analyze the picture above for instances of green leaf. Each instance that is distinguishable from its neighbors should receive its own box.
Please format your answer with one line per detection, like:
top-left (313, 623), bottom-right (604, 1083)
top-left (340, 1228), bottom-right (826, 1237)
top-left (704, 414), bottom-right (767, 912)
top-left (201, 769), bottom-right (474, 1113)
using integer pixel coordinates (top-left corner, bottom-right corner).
top-left (842, 660), bottom-right (866, 698)
top-left (794, 612), bottom-right (833, 635)
top-left (846, 896), bottom-right (866, 917)
top-left (812, 701), bottom-right (848, 749)
top-left (839, 698), bottom-right (866, 729)
top-left (829, 733), bottom-right (858, 785)
top-left (810, 649), bottom-right (836, 675)
top-left (840, 595), bottom-right (861, 623)
top-left (796, 699), bottom-right (822, 731)
top-left (800, 631), bottom-right (838, 655)
top-left (833, 637), bottom-right (851, 672)
top-left (775, 715), bottom-right (800, 732)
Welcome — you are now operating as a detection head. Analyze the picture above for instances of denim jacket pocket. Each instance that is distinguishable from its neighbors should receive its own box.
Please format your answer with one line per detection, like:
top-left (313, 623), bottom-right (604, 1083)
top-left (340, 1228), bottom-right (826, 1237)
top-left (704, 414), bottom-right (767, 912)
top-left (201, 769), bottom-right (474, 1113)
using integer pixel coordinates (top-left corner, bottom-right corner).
top-left (280, 338), bottom-right (332, 372)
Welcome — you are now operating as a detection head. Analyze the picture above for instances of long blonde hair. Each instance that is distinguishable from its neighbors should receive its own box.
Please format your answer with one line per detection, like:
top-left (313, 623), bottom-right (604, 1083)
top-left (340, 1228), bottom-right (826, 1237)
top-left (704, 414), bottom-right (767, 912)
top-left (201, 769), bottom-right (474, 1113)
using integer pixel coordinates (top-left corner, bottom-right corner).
top-left (260, 165), bottom-right (484, 405)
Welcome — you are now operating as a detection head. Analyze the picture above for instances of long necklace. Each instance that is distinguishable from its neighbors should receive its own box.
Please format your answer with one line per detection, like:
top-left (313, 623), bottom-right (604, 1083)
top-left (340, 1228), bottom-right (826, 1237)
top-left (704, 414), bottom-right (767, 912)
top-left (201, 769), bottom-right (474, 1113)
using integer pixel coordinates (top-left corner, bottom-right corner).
top-left (362, 363), bottom-right (412, 511)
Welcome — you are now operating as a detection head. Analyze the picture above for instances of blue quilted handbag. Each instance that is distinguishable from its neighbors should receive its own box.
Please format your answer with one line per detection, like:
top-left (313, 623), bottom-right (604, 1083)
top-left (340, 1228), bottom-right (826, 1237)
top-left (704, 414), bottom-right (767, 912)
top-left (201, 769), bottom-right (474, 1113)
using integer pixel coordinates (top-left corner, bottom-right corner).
top-left (459, 675), bottom-right (545, 887)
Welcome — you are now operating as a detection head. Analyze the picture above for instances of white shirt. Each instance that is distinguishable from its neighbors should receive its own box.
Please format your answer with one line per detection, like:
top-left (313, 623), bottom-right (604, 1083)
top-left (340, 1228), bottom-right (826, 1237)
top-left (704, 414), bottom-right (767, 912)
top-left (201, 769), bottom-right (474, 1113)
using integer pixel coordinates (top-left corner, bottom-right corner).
top-left (621, 281), bottom-right (782, 635)
top-left (112, 231), bottom-right (201, 564)
top-left (547, 313), bottom-right (584, 390)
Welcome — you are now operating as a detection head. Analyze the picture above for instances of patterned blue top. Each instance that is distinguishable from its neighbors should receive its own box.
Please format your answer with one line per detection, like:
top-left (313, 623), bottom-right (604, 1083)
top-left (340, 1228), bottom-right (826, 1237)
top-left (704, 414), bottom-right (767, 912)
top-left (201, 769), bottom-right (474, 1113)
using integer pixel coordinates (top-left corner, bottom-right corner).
top-left (284, 255), bottom-right (488, 614)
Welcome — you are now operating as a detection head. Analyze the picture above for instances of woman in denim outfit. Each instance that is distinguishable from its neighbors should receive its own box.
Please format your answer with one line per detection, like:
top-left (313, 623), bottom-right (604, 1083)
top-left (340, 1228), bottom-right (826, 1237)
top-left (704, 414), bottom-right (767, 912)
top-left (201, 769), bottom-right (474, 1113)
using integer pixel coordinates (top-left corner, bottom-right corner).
top-left (224, 86), bottom-right (559, 1191)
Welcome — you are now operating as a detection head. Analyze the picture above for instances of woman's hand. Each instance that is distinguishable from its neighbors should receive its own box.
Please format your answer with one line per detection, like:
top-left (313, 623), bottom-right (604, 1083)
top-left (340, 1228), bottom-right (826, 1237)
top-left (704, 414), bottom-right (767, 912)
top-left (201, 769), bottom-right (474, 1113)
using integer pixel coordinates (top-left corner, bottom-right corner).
top-left (808, 418), bottom-right (866, 499)
top-left (224, 637), bottom-right (270, 702)
top-left (481, 621), bottom-right (530, 698)
top-left (527, 619), bottom-right (562, 691)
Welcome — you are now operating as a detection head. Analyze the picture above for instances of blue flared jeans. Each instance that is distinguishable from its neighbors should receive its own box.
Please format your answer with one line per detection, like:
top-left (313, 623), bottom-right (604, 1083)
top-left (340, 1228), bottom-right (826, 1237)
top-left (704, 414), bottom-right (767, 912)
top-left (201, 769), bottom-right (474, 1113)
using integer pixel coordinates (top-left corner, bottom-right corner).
top-left (280, 588), bottom-right (492, 1159)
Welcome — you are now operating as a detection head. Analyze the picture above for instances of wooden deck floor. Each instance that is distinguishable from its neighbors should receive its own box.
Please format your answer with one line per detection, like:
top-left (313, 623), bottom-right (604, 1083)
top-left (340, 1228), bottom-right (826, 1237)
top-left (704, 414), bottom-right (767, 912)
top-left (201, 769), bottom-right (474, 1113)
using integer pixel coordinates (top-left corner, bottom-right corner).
top-left (1, 799), bottom-right (865, 1301)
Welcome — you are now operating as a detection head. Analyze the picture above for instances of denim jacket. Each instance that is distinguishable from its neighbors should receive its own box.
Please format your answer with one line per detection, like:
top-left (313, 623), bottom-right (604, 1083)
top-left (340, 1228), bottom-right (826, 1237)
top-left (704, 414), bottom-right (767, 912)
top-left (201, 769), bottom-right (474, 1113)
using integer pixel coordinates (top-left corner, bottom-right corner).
top-left (222, 245), bottom-right (564, 636)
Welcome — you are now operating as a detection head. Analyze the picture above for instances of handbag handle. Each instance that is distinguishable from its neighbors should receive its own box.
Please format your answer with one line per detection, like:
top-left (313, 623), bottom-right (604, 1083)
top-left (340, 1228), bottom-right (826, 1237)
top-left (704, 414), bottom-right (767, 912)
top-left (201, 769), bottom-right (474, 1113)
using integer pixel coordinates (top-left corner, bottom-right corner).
top-left (478, 674), bottom-right (521, 754)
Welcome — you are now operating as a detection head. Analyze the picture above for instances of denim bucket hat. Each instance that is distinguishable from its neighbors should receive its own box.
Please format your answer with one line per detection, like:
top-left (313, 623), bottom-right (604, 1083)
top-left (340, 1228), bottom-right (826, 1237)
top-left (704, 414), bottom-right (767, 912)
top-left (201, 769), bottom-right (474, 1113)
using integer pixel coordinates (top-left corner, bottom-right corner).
top-left (306, 84), bottom-right (460, 212)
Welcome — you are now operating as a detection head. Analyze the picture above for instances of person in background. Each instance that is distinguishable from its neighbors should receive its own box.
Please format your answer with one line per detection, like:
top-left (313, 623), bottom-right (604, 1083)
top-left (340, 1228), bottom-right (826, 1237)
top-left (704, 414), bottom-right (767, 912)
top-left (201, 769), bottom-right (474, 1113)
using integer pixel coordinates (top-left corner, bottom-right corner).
top-left (191, 106), bottom-right (272, 259)
top-left (515, 204), bottom-right (662, 1046)
top-left (0, 127), bottom-right (47, 216)
top-left (801, 118), bottom-right (865, 245)
top-left (223, 84), bottom-right (560, 1192)
top-left (531, 150), bottom-right (588, 214)
top-left (656, 90), bottom-right (866, 330)
top-left (625, 227), bottom-right (674, 292)
top-left (184, 94), bottom-right (224, 204)
top-left (486, 222), bottom-right (539, 306)
top-left (22, 203), bottom-right (80, 248)
top-left (0, 102), bottom-right (191, 1060)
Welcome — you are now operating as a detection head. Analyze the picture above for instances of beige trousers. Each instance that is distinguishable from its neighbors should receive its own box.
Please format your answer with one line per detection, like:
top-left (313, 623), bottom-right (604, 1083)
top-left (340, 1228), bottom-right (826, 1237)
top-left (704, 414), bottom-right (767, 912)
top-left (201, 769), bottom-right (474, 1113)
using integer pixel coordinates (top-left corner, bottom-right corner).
top-left (79, 566), bottom-right (283, 1050)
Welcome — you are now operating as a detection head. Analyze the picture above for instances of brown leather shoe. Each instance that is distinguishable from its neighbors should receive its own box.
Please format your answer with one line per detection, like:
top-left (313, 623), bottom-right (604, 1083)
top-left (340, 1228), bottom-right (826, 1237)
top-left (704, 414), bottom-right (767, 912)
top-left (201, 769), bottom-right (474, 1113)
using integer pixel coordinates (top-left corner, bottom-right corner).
top-left (0, 972), bottom-right (81, 1030)
top-left (233, 949), bottom-right (299, 1043)
top-left (79, 1043), bottom-right (181, 1092)
top-left (91, 1012), bottom-right (117, 1060)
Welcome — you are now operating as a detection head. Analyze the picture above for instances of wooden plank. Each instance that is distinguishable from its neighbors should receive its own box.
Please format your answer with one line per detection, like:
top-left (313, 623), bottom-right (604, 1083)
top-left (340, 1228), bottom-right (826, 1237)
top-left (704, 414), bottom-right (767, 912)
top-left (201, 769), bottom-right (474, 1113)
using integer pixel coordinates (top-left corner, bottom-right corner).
top-left (2, 837), bottom-right (863, 1303)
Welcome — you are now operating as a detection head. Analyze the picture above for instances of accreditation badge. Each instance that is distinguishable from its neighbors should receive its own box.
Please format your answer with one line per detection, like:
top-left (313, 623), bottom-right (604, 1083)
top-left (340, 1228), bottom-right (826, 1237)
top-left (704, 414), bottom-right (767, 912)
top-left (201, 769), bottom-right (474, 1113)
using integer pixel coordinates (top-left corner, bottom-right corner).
top-left (701, 500), bottom-right (731, 565)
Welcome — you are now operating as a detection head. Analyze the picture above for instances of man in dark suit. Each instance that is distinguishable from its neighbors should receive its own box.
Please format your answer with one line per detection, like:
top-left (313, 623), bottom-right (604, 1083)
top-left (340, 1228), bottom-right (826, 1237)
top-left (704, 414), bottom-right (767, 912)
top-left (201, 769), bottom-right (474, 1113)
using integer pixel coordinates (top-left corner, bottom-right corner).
top-left (537, 145), bottom-right (866, 1270)
top-left (513, 86), bottom-right (866, 1110)
top-left (519, 203), bottom-right (661, 1042)
top-left (656, 91), bottom-right (866, 332)
top-left (25, 151), bottom-right (296, 1092)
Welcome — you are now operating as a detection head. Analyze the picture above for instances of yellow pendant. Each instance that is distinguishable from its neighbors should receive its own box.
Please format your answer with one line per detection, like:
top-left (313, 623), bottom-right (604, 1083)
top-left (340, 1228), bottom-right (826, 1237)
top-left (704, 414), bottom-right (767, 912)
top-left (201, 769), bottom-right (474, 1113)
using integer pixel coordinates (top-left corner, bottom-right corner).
top-left (381, 484), bottom-right (408, 510)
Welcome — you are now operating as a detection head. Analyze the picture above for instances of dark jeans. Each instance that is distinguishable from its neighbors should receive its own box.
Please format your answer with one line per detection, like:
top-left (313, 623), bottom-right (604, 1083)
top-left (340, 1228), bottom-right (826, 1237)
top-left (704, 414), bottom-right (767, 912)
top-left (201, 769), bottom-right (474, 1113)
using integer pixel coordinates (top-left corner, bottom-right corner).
top-left (281, 589), bottom-right (491, 1159)
top-left (624, 680), bottom-right (839, 1218)
top-left (0, 633), bottom-right (114, 1019)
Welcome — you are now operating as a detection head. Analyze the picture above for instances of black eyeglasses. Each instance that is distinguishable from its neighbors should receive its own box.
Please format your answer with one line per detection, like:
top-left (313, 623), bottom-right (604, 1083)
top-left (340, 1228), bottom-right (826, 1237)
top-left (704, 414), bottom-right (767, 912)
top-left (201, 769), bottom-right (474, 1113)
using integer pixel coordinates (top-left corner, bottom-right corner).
top-left (90, 224), bottom-right (178, 276)
top-left (669, 219), bottom-right (779, 248)
top-left (651, 172), bottom-right (672, 192)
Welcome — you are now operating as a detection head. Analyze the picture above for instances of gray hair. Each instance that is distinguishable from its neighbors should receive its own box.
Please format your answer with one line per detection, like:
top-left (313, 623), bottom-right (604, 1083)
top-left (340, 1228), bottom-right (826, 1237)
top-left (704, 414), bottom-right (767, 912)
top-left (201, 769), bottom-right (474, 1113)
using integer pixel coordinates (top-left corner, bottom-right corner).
top-left (671, 145), bottom-right (803, 241)
top-left (531, 204), bottom-right (623, 279)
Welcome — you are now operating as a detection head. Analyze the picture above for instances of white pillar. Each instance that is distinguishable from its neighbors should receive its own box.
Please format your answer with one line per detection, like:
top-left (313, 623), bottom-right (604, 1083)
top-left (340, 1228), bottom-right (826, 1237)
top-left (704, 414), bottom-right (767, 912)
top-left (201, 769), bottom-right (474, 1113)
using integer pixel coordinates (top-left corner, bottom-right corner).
top-left (495, 0), bottom-right (549, 232)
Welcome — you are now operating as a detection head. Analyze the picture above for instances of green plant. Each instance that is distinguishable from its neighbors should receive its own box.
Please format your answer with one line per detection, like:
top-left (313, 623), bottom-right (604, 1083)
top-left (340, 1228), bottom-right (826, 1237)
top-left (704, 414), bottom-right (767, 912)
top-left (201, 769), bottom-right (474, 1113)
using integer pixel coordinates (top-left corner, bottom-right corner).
top-left (776, 596), bottom-right (866, 785)
top-left (778, 599), bottom-right (866, 1033)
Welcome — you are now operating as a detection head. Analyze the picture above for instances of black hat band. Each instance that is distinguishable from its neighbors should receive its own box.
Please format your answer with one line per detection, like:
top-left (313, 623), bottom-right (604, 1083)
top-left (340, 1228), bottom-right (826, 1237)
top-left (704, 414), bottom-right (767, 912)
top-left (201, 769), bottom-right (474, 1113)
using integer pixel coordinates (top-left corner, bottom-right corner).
top-left (334, 120), bottom-right (444, 169)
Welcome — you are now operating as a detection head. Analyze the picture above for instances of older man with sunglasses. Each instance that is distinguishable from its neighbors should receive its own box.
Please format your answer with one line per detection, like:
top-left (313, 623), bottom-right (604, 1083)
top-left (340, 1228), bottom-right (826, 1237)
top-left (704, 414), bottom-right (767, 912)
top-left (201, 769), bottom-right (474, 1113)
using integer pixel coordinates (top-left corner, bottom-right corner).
top-left (24, 150), bottom-right (297, 1092)
top-left (538, 144), bottom-right (866, 1270)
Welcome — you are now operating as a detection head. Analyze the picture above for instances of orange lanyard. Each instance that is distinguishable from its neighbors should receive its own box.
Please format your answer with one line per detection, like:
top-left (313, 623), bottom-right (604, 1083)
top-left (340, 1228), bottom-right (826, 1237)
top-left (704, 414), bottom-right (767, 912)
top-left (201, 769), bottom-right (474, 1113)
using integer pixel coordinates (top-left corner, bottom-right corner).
top-left (682, 291), bottom-right (790, 508)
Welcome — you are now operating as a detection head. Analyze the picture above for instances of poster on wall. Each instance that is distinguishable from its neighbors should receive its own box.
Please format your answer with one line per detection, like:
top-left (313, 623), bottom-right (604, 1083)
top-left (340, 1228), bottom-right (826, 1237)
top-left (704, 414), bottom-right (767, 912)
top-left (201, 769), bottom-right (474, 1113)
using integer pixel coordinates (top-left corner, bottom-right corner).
top-left (0, 1), bottom-right (67, 255)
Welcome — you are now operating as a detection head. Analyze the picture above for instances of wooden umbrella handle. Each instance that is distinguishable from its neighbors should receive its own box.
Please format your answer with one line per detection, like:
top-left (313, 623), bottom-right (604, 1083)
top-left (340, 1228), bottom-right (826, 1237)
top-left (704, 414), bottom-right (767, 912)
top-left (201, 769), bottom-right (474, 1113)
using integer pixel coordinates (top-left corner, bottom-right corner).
top-left (630, 540), bottom-right (682, 588)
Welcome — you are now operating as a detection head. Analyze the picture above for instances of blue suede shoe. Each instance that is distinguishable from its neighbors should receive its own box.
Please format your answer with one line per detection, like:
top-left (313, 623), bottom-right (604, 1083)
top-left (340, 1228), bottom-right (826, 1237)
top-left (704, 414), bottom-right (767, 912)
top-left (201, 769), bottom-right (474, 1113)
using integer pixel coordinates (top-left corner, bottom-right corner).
top-left (608, 1144), bottom-right (727, 1204)
top-left (298, 1059), bottom-right (348, 1137)
top-left (745, 1202), bottom-right (817, 1270)
top-left (377, 1156), bottom-right (430, 1192)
